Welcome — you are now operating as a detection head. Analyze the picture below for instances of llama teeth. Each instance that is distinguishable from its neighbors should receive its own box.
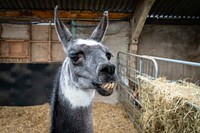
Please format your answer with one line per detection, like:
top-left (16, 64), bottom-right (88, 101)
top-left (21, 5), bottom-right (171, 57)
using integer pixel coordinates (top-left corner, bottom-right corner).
top-left (102, 83), bottom-right (115, 90)
top-left (111, 83), bottom-right (115, 89)
top-left (110, 83), bottom-right (115, 90)
top-left (106, 84), bottom-right (111, 90)
top-left (103, 83), bottom-right (110, 89)
top-left (107, 83), bottom-right (114, 90)
top-left (108, 83), bottom-right (113, 90)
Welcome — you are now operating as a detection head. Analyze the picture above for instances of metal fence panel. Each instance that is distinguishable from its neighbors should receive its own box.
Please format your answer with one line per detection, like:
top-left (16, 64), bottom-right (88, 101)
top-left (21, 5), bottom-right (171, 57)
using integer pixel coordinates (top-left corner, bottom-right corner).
top-left (117, 51), bottom-right (200, 132)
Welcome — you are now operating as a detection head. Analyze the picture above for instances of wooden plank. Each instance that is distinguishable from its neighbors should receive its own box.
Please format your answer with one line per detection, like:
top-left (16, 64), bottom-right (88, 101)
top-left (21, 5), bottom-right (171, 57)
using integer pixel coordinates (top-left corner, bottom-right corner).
top-left (28, 24), bottom-right (31, 62)
top-left (0, 24), bottom-right (2, 35)
top-left (131, 0), bottom-right (155, 44)
top-left (129, 0), bottom-right (155, 88)
top-left (0, 10), bottom-right (132, 21)
top-left (48, 23), bottom-right (52, 61)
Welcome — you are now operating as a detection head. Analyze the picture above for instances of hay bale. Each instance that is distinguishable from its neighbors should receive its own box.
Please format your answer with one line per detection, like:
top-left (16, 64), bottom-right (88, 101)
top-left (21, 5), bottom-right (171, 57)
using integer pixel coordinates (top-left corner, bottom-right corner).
top-left (139, 76), bottom-right (200, 133)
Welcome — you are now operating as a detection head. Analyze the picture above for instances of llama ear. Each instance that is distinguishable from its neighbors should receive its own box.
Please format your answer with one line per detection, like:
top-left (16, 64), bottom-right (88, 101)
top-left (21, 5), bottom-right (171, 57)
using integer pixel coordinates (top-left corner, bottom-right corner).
top-left (90, 11), bottom-right (109, 42)
top-left (54, 6), bottom-right (72, 51)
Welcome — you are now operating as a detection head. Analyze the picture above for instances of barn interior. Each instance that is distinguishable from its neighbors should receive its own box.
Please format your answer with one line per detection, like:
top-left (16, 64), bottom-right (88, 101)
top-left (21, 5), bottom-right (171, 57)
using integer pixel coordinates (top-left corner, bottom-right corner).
top-left (0, 0), bottom-right (200, 132)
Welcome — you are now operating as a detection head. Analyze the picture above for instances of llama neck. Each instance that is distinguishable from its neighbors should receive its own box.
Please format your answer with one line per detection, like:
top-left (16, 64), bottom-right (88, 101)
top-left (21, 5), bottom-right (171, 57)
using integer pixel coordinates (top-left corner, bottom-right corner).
top-left (60, 58), bottom-right (95, 108)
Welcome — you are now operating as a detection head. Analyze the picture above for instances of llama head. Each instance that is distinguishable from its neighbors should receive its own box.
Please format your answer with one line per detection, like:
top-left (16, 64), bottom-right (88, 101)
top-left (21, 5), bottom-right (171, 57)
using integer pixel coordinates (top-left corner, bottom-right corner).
top-left (54, 6), bottom-right (118, 96)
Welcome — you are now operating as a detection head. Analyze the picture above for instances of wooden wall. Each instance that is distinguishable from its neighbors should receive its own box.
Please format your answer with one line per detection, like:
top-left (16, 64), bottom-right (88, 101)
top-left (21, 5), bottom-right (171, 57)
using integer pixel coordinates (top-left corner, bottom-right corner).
top-left (0, 23), bottom-right (65, 63)
top-left (0, 21), bottom-right (130, 64)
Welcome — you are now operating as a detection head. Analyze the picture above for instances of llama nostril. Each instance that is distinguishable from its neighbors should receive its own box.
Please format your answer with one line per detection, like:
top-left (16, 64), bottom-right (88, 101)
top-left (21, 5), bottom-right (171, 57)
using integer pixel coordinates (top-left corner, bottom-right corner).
top-left (100, 64), bottom-right (116, 74)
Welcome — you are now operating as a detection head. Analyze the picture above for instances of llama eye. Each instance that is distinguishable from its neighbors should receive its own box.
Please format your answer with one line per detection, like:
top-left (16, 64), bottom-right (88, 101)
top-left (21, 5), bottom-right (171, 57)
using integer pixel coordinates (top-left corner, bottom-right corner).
top-left (69, 52), bottom-right (84, 64)
top-left (69, 53), bottom-right (81, 63)
top-left (69, 54), bottom-right (79, 62)
top-left (106, 53), bottom-right (112, 60)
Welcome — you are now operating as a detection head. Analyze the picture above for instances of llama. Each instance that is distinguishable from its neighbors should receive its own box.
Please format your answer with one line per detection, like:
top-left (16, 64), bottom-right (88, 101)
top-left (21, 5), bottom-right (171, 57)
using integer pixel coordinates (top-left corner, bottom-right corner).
top-left (51, 6), bottom-right (118, 133)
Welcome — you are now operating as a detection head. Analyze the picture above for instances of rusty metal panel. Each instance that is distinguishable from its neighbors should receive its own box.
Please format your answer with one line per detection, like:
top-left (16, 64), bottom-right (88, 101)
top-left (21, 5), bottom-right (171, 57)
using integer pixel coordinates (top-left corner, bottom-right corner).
top-left (32, 25), bottom-right (49, 41)
top-left (1, 24), bottom-right (29, 39)
top-left (52, 27), bottom-right (59, 41)
top-left (31, 42), bottom-right (49, 62)
top-left (0, 24), bottom-right (65, 63)
top-left (52, 42), bottom-right (65, 62)
top-left (0, 41), bottom-right (28, 58)
top-left (0, 41), bottom-right (9, 57)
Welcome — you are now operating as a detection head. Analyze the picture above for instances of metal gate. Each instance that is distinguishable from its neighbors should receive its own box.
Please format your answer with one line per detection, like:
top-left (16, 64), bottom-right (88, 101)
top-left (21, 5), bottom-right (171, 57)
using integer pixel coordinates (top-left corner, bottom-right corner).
top-left (116, 51), bottom-right (200, 132)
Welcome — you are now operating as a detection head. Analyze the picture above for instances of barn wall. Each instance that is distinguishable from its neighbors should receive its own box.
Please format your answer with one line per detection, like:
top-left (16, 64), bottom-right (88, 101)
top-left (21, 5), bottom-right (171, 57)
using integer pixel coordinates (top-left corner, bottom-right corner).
top-left (0, 23), bottom-right (65, 63)
top-left (138, 25), bottom-right (200, 61)
top-left (138, 25), bottom-right (200, 81)
top-left (0, 21), bottom-right (130, 105)
top-left (0, 21), bottom-right (130, 63)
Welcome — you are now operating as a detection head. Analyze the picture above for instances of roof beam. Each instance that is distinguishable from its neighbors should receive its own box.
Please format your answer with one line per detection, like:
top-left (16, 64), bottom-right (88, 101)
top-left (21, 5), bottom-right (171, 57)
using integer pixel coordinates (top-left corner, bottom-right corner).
top-left (0, 10), bottom-right (132, 22)
top-left (131, 0), bottom-right (155, 44)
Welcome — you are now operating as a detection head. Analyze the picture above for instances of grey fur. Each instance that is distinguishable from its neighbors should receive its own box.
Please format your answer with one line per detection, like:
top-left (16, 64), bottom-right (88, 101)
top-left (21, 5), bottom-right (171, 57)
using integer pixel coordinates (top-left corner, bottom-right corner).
top-left (51, 6), bottom-right (118, 133)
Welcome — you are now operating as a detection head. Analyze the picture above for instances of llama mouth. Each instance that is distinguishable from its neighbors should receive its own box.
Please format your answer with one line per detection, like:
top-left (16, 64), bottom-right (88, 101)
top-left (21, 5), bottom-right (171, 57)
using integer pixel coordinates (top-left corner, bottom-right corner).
top-left (100, 82), bottom-right (116, 91)
top-left (92, 81), bottom-right (116, 96)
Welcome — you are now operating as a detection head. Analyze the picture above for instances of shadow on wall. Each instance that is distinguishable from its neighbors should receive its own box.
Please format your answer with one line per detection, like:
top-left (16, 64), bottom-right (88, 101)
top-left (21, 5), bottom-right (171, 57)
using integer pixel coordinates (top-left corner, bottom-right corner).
top-left (0, 63), bottom-right (61, 106)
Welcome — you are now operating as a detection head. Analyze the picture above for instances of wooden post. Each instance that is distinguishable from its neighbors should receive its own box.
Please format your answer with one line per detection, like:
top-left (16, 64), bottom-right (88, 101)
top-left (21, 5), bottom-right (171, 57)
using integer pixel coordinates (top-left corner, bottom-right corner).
top-left (0, 24), bottom-right (2, 35)
top-left (28, 24), bottom-right (32, 63)
top-left (0, 24), bottom-right (1, 58)
top-left (129, 0), bottom-right (155, 89)
top-left (130, 0), bottom-right (155, 53)
top-left (48, 22), bottom-right (52, 62)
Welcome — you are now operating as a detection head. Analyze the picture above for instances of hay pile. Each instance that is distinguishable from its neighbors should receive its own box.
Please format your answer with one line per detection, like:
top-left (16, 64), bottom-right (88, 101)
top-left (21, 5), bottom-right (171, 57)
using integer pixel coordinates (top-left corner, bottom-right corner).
top-left (93, 102), bottom-right (138, 133)
top-left (0, 104), bottom-right (50, 133)
top-left (0, 102), bottom-right (138, 133)
top-left (139, 76), bottom-right (200, 133)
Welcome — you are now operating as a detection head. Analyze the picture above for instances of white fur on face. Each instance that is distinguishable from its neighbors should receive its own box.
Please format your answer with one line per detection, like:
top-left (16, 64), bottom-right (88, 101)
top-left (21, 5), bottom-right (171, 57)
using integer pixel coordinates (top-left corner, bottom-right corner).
top-left (60, 59), bottom-right (95, 108)
top-left (76, 39), bottom-right (102, 46)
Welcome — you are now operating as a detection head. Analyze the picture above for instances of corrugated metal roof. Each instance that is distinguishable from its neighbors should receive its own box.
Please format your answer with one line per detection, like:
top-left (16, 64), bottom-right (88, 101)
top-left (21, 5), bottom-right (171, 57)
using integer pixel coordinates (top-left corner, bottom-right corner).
top-left (0, 0), bottom-right (137, 13)
top-left (149, 0), bottom-right (200, 19)
top-left (0, 0), bottom-right (199, 24)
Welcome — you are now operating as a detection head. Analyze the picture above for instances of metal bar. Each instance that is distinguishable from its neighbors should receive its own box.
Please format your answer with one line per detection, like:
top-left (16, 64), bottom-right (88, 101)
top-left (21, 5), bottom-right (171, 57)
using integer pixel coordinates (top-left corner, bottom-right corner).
top-left (0, 56), bottom-right (29, 58)
top-left (119, 82), bottom-right (142, 106)
top-left (0, 39), bottom-right (60, 43)
top-left (139, 58), bottom-right (143, 76)
top-left (30, 40), bottom-right (59, 43)
top-left (117, 50), bottom-right (120, 77)
top-left (117, 51), bottom-right (159, 78)
top-left (0, 39), bottom-right (26, 42)
top-left (146, 55), bottom-right (200, 67)
top-left (187, 102), bottom-right (200, 111)
top-left (143, 56), bottom-right (158, 78)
